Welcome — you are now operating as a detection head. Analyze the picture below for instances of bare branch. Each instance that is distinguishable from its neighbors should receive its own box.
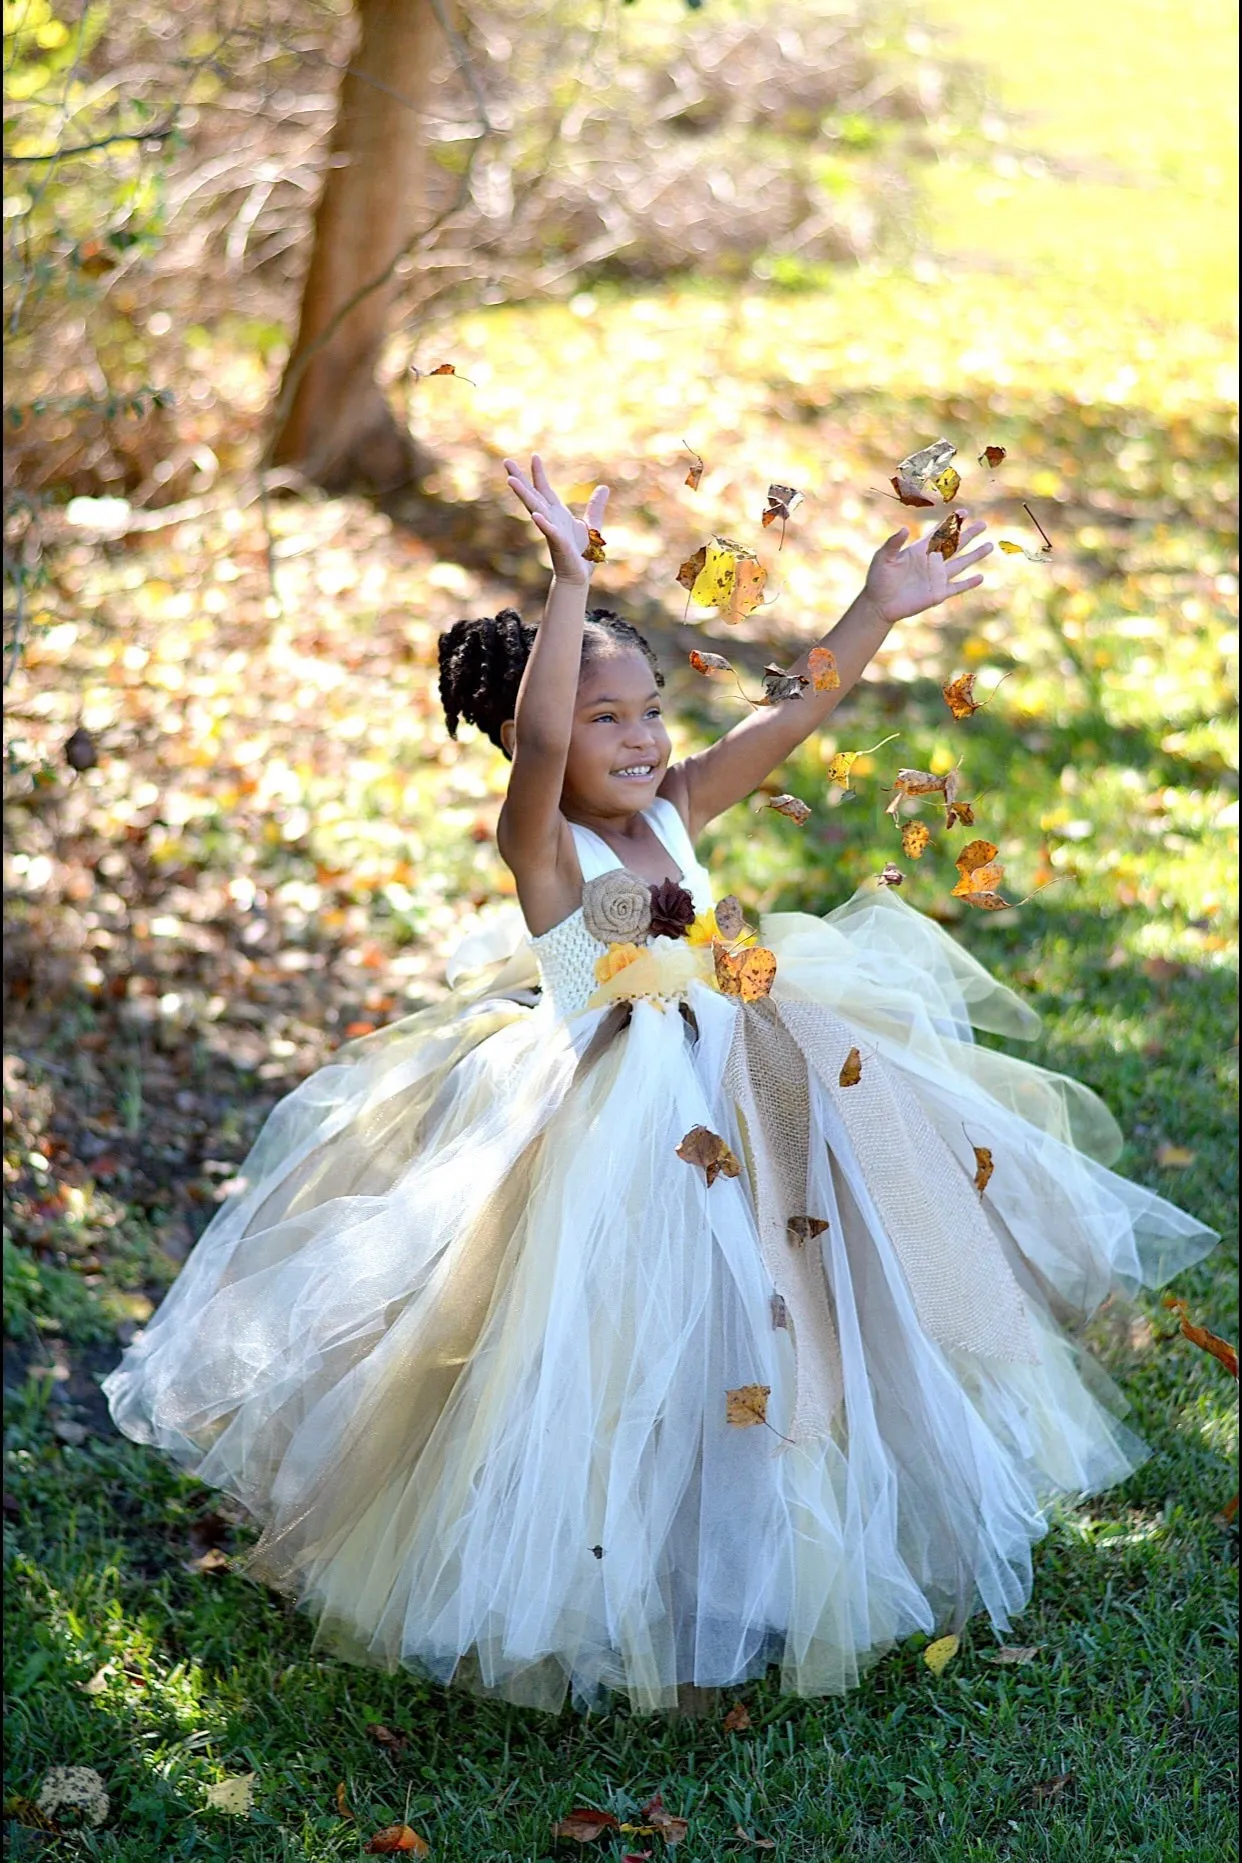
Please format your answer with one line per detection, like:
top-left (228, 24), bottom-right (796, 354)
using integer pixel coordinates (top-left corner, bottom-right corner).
top-left (2, 118), bottom-right (181, 164)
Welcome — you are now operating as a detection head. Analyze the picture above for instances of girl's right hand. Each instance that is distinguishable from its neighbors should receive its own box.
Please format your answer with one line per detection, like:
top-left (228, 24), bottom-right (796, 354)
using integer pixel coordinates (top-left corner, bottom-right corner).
top-left (504, 455), bottom-right (610, 586)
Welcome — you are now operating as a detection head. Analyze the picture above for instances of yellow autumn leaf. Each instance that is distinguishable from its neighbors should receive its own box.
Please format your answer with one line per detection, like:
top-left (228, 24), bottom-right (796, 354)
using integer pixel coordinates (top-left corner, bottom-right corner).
top-left (204, 1775), bottom-right (256, 1817)
top-left (923, 1635), bottom-right (960, 1678)
top-left (689, 537), bottom-right (739, 608)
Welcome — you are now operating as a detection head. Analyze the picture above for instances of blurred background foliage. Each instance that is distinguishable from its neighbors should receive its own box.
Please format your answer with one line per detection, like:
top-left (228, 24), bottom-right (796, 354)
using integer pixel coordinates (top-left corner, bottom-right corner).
top-left (3, 0), bottom-right (1238, 1856)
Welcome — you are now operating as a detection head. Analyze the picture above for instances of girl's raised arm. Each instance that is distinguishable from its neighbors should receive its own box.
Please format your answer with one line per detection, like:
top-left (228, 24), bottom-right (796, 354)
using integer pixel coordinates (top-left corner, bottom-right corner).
top-left (496, 458), bottom-right (609, 875)
top-left (665, 515), bottom-right (992, 837)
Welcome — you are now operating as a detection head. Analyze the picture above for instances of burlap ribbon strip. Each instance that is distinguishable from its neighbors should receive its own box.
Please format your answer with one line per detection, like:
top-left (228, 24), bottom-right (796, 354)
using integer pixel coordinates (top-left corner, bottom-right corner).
top-left (776, 998), bottom-right (1038, 1365)
top-left (723, 1001), bottom-right (844, 1443)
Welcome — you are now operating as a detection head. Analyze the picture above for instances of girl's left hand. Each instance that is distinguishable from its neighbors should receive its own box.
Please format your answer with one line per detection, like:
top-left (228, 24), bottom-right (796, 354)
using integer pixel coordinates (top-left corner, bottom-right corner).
top-left (862, 514), bottom-right (992, 625)
top-left (503, 454), bottom-right (610, 586)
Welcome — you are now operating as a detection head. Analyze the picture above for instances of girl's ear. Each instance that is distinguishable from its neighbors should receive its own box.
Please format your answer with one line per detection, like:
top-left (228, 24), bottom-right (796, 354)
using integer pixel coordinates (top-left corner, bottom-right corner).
top-left (499, 718), bottom-right (516, 759)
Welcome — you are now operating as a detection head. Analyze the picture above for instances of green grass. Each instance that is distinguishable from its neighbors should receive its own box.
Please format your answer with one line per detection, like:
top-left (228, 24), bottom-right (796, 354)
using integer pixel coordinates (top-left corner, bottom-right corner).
top-left (4, 0), bottom-right (1237, 1854)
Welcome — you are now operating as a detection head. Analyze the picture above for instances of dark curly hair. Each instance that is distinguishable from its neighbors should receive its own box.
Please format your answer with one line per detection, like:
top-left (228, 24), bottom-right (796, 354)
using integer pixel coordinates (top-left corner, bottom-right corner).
top-left (437, 608), bottom-right (663, 755)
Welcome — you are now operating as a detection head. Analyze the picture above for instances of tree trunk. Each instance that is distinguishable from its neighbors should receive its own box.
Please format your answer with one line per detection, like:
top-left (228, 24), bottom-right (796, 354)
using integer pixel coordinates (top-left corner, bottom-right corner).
top-left (270, 0), bottom-right (440, 495)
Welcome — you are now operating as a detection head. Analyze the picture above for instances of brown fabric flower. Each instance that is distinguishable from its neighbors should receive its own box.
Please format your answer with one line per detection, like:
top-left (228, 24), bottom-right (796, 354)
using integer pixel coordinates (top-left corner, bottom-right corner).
top-left (581, 870), bottom-right (652, 945)
top-left (648, 878), bottom-right (697, 940)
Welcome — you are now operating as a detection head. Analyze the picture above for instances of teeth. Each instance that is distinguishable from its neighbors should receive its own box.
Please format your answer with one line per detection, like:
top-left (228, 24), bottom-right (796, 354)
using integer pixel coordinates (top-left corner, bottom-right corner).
top-left (615, 765), bottom-right (653, 776)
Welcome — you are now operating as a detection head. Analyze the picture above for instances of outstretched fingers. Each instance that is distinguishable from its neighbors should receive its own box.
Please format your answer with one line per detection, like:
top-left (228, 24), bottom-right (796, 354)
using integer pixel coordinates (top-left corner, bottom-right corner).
top-left (586, 484), bottom-right (611, 527)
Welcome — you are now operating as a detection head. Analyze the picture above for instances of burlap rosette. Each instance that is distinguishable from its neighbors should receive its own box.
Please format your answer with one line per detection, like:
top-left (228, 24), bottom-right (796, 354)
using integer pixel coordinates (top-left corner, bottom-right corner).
top-left (582, 871), bottom-right (653, 945)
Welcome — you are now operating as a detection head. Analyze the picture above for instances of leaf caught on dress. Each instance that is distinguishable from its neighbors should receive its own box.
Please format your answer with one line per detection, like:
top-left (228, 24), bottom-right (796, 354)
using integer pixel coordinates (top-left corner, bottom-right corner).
top-left (839, 1048), bottom-right (863, 1087)
top-left (972, 1146), bottom-right (994, 1196)
top-left (787, 1215), bottom-right (829, 1247)
top-left (725, 1384), bottom-right (771, 1428)
top-left (676, 1125), bottom-right (742, 1187)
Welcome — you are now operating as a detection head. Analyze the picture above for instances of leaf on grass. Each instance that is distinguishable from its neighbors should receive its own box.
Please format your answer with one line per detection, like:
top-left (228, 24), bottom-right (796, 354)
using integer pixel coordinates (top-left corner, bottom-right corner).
top-left (641, 1794), bottom-right (689, 1846)
top-left (923, 1634), bottom-right (960, 1677)
top-left (552, 1807), bottom-right (621, 1843)
top-left (901, 822), bottom-right (931, 860)
top-left (927, 512), bottom-right (963, 559)
top-left (726, 1384), bottom-right (771, 1428)
top-left (733, 1827), bottom-right (777, 1850)
top-left (365, 1827), bottom-right (430, 1856)
top-left (1155, 1142), bottom-right (1196, 1169)
top-left (366, 1724), bottom-right (410, 1756)
top-left (788, 1215), bottom-right (829, 1247)
top-left (676, 546), bottom-right (707, 592)
top-left (582, 528), bottom-right (607, 564)
top-left (1029, 1774), bottom-right (1074, 1805)
top-left (688, 650), bottom-right (733, 677)
top-left (972, 1147), bottom-right (995, 1196)
top-left (766, 793), bottom-right (811, 824)
top-left (714, 945), bottom-right (777, 1001)
top-left (839, 1048), bottom-right (863, 1087)
top-left (758, 664), bottom-right (809, 705)
top-left (336, 1782), bottom-right (353, 1820)
top-left (876, 862), bottom-right (905, 888)
top-left (722, 1700), bottom-right (752, 1732)
top-left (714, 895), bottom-right (746, 942)
top-left (677, 1125), bottom-right (742, 1187)
top-left (184, 1545), bottom-right (230, 1575)
top-left (204, 1775), bottom-right (256, 1817)
top-left (978, 445), bottom-right (1007, 468)
top-left (981, 1646), bottom-right (1040, 1665)
top-left (807, 646), bottom-right (840, 691)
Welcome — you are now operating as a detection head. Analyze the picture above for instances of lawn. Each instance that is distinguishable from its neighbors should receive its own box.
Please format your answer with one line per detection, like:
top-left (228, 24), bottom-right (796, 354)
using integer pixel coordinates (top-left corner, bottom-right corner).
top-left (3, 0), bottom-right (1237, 1857)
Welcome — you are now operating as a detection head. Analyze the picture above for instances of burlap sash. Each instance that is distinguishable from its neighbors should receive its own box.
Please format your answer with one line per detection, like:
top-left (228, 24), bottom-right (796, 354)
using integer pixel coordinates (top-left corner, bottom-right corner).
top-left (776, 997), bottom-right (1038, 1365)
top-left (723, 1001), bottom-right (844, 1443)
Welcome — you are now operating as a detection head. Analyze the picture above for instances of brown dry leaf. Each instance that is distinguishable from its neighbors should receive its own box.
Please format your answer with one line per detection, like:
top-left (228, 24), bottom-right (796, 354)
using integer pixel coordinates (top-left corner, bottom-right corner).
top-left (722, 1700), bottom-right (752, 1732)
top-left (839, 1048), bottom-right (863, 1087)
top-left (335, 1782), bottom-right (354, 1821)
top-left (942, 672), bottom-right (980, 720)
top-left (582, 528), bottom-right (607, 564)
top-left (552, 1807), bottom-right (621, 1843)
top-left (364, 1827), bottom-right (430, 1856)
top-left (761, 483), bottom-right (805, 539)
top-left (724, 555), bottom-right (770, 625)
top-left (688, 649), bottom-right (733, 678)
top-left (922, 1634), bottom-right (960, 1677)
top-left (973, 1146), bottom-right (994, 1196)
top-left (952, 841), bottom-right (1006, 906)
top-left (807, 646), bottom-right (841, 691)
top-left (733, 1828), bottom-right (777, 1851)
top-left (945, 800), bottom-right (977, 829)
top-left (766, 793), bottom-right (811, 825)
top-left (787, 1215), bottom-right (829, 1247)
top-left (890, 473), bottom-right (937, 508)
top-left (978, 445), bottom-right (1007, 468)
top-left (366, 1724), bottom-right (409, 1756)
top-left (726, 1383), bottom-right (771, 1428)
top-left (714, 895), bottom-right (746, 941)
top-left (641, 1794), bottom-right (689, 1846)
top-left (184, 1546), bottom-right (230, 1576)
top-left (676, 546), bottom-right (707, 592)
top-left (714, 945), bottom-right (777, 1002)
top-left (1163, 1297), bottom-right (1239, 1378)
top-left (981, 1646), bottom-right (1041, 1665)
top-left (759, 665), bottom-right (810, 705)
top-left (1155, 1142), bottom-right (1196, 1169)
top-left (927, 511), bottom-right (963, 559)
top-left (1029, 1775), bottom-right (1074, 1805)
top-left (901, 822), bottom-right (931, 860)
top-left (677, 1125), bottom-right (742, 1188)
top-left (684, 443), bottom-right (704, 491)
top-left (413, 362), bottom-right (474, 384)
top-left (876, 863), bottom-right (905, 888)
top-left (885, 768), bottom-right (947, 816)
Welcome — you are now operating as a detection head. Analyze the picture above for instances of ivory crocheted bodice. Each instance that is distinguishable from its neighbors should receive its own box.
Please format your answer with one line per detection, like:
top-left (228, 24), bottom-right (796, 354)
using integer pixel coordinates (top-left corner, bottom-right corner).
top-left (529, 799), bottom-right (716, 1019)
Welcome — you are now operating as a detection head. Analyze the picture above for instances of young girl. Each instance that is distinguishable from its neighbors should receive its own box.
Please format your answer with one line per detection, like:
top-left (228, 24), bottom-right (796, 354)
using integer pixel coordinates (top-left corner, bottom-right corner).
top-left (104, 456), bottom-right (1215, 1716)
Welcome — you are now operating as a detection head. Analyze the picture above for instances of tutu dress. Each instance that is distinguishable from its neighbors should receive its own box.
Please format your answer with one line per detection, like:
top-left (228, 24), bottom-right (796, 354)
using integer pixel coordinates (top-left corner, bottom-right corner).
top-left (104, 798), bottom-right (1216, 1713)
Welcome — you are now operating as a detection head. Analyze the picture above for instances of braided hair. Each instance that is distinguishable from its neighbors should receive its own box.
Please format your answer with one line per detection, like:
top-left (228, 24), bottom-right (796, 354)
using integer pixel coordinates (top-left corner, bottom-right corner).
top-left (438, 607), bottom-right (663, 755)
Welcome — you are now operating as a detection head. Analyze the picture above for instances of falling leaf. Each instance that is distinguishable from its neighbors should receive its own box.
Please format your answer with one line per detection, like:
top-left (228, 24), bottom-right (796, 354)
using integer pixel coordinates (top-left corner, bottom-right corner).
top-left (899, 438), bottom-right (957, 482)
top-left (766, 793), bottom-right (811, 824)
top-left (552, 1807), bottom-right (622, 1843)
top-left (582, 528), bottom-right (607, 564)
top-left (336, 1782), bottom-right (354, 1820)
top-left (1163, 1297), bottom-right (1238, 1378)
top-left (688, 650), bottom-right (733, 677)
top-left (978, 445), bottom-right (1007, 468)
top-left (726, 1384), bottom-right (771, 1428)
top-left (684, 442), bottom-right (704, 490)
top-left (1155, 1142), bottom-right (1196, 1169)
top-left (839, 1048), bottom-right (863, 1087)
top-left (714, 944), bottom-right (777, 1001)
top-left (689, 536), bottom-right (741, 608)
top-left (367, 1724), bottom-right (409, 1756)
top-left (725, 554), bottom-right (770, 624)
top-left (204, 1775), bottom-right (256, 1817)
top-left (998, 540), bottom-right (1052, 563)
top-left (64, 727), bottom-right (98, 771)
top-left (412, 362), bottom-right (474, 384)
top-left (676, 546), bottom-right (707, 592)
top-left (807, 646), bottom-right (840, 691)
top-left (931, 465), bottom-right (962, 502)
top-left (884, 768), bottom-right (947, 816)
top-left (758, 664), bottom-right (809, 705)
top-left (640, 1795), bottom-right (689, 1846)
top-left (972, 1147), bottom-right (994, 1196)
top-left (982, 1646), bottom-right (1041, 1665)
top-left (761, 483), bottom-right (805, 542)
top-left (901, 822), bottom-right (931, 860)
top-left (942, 672), bottom-right (981, 720)
top-left (677, 1124), bottom-right (742, 1187)
top-left (365, 1827), bottom-right (430, 1856)
top-left (876, 863), bottom-right (905, 887)
top-left (714, 895), bottom-right (746, 942)
top-left (927, 511), bottom-right (963, 559)
top-left (889, 474), bottom-right (936, 508)
top-left (826, 751), bottom-right (858, 788)
top-left (723, 1701), bottom-right (752, 1732)
top-left (952, 840), bottom-right (1009, 910)
top-left (787, 1215), bottom-right (829, 1247)
top-left (923, 1634), bottom-right (960, 1677)
top-left (945, 799), bottom-right (976, 829)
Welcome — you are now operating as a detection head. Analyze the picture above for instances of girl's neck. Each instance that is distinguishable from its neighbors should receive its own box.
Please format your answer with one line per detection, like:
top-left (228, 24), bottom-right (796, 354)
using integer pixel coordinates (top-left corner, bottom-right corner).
top-left (562, 803), bottom-right (651, 842)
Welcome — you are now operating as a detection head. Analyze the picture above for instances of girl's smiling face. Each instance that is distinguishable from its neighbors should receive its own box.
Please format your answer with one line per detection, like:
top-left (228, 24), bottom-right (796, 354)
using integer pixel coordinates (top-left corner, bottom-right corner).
top-left (561, 646), bottom-right (670, 817)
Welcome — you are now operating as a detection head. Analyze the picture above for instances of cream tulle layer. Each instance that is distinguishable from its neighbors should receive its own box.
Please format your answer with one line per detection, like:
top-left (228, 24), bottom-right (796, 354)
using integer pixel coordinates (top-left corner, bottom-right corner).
top-left (103, 890), bottom-right (1216, 1714)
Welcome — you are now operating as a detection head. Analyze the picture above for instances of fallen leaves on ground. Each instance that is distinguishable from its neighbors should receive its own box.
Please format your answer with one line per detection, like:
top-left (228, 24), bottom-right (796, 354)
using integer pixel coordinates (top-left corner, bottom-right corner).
top-left (981, 1646), bottom-right (1041, 1664)
top-left (365, 1826), bottom-right (430, 1855)
top-left (552, 1807), bottom-right (621, 1843)
top-left (1155, 1142), bottom-right (1196, 1168)
top-left (641, 1794), bottom-right (689, 1845)
top-left (204, 1774), bottom-right (256, 1816)
top-left (722, 1701), bottom-right (751, 1732)
top-left (733, 1827), bottom-right (777, 1850)
top-left (1029, 1774), bottom-right (1074, 1805)
top-left (335, 1782), bottom-right (353, 1819)
top-left (922, 1634), bottom-right (960, 1677)
top-left (366, 1724), bottom-right (410, 1756)
top-left (676, 1125), bottom-right (741, 1187)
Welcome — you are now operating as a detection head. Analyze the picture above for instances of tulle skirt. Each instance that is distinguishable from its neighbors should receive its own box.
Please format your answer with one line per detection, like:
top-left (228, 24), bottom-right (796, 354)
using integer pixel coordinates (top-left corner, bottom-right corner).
top-left (103, 888), bottom-right (1216, 1714)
